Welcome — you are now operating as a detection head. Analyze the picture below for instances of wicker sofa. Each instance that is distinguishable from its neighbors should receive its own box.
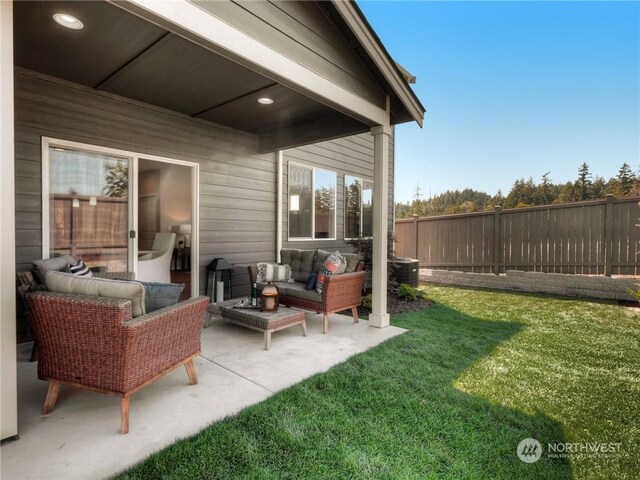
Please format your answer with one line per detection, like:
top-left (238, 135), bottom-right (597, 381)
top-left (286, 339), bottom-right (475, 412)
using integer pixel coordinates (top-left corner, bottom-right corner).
top-left (249, 249), bottom-right (366, 334)
top-left (27, 289), bottom-right (209, 434)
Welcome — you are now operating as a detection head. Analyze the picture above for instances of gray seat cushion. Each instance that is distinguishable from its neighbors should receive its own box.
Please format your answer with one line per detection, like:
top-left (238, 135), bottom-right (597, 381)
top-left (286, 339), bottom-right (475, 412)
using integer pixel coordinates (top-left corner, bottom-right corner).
top-left (343, 253), bottom-right (360, 273)
top-left (284, 286), bottom-right (322, 303)
top-left (280, 248), bottom-right (316, 282)
top-left (33, 255), bottom-right (76, 284)
top-left (256, 281), bottom-right (292, 293)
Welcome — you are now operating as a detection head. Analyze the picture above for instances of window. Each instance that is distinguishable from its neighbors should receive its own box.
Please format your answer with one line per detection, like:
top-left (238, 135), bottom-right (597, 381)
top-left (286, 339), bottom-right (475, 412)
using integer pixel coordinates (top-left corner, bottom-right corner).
top-left (46, 145), bottom-right (131, 272)
top-left (345, 175), bottom-right (373, 239)
top-left (288, 163), bottom-right (336, 239)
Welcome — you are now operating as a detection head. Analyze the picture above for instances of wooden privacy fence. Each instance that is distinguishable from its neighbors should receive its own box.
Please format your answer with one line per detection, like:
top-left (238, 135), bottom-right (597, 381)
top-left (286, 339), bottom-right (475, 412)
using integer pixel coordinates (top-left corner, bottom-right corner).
top-left (395, 195), bottom-right (640, 276)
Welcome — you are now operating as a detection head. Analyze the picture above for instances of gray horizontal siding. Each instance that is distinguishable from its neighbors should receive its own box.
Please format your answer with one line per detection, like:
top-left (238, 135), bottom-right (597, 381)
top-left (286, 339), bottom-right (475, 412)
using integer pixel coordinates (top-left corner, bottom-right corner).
top-left (282, 130), bottom-right (395, 253)
top-left (14, 68), bottom-right (396, 300)
top-left (14, 69), bottom-right (277, 296)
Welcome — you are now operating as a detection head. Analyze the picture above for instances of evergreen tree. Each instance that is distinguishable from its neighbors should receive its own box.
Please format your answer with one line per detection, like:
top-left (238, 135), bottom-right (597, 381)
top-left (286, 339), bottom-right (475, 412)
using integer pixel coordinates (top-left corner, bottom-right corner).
top-left (610, 163), bottom-right (637, 196)
top-left (575, 163), bottom-right (592, 200)
top-left (534, 172), bottom-right (555, 205)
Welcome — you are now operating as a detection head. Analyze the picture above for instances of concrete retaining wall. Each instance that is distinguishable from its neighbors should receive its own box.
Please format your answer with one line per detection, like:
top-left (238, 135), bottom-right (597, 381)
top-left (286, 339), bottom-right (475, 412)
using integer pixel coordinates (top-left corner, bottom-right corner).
top-left (420, 269), bottom-right (638, 301)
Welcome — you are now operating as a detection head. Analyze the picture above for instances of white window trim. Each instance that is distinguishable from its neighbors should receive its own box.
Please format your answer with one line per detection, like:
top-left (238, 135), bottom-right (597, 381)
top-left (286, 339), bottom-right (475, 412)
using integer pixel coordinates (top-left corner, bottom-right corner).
top-left (287, 161), bottom-right (337, 241)
top-left (41, 137), bottom-right (201, 296)
top-left (344, 175), bottom-right (374, 241)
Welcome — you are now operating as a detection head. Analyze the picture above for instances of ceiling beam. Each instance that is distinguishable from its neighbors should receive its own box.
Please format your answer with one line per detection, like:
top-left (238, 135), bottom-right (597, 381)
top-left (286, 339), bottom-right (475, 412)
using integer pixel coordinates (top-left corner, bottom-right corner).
top-left (93, 32), bottom-right (171, 90)
top-left (113, 0), bottom-right (390, 127)
top-left (192, 82), bottom-right (277, 118)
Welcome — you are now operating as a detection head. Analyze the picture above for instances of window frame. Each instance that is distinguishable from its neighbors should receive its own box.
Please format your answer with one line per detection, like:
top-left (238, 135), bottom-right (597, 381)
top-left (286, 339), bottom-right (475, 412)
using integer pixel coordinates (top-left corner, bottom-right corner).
top-left (344, 174), bottom-right (374, 241)
top-left (287, 161), bottom-right (337, 241)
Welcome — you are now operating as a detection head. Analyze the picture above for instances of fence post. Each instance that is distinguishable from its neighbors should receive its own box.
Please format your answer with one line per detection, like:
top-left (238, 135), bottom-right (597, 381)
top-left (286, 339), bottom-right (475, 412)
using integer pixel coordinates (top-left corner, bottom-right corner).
top-left (493, 206), bottom-right (502, 274)
top-left (603, 194), bottom-right (614, 276)
top-left (412, 214), bottom-right (419, 261)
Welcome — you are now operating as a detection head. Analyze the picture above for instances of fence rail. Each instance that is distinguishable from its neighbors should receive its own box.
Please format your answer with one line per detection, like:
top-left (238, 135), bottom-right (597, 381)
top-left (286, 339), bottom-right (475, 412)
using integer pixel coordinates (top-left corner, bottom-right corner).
top-left (394, 195), bottom-right (639, 276)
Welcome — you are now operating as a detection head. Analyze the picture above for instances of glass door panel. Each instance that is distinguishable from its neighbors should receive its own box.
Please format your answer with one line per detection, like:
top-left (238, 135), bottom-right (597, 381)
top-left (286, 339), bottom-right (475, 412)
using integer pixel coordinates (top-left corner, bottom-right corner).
top-left (48, 147), bottom-right (131, 272)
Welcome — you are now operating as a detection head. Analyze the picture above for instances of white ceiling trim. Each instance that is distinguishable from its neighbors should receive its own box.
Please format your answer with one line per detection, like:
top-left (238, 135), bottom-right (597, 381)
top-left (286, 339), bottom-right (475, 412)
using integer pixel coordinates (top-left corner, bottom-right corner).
top-left (331, 1), bottom-right (424, 128)
top-left (118, 0), bottom-right (390, 127)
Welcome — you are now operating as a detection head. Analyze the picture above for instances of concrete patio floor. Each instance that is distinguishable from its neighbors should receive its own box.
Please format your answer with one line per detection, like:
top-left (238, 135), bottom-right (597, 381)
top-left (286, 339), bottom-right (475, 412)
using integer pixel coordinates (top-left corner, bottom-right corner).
top-left (1, 310), bottom-right (406, 480)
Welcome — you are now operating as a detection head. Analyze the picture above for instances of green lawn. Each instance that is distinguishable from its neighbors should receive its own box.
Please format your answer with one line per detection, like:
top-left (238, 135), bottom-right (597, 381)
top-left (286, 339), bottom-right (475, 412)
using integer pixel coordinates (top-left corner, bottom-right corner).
top-left (115, 286), bottom-right (640, 480)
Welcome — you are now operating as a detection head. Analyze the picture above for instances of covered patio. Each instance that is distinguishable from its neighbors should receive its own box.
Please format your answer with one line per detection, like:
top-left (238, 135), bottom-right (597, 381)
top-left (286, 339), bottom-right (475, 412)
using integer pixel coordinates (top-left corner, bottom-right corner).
top-left (0, 0), bottom-right (424, 453)
top-left (1, 311), bottom-right (405, 479)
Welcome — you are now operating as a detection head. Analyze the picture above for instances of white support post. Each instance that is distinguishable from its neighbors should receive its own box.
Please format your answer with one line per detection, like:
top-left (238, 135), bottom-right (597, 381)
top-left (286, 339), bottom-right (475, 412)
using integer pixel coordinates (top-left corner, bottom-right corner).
top-left (0, 0), bottom-right (18, 441)
top-left (276, 151), bottom-right (283, 263)
top-left (369, 124), bottom-right (392, 328)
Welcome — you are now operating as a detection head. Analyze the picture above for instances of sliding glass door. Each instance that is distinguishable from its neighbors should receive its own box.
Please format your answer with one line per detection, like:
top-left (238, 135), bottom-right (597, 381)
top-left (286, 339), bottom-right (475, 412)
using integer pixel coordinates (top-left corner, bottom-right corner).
top-left (46, 145), bottom-right (133, 272)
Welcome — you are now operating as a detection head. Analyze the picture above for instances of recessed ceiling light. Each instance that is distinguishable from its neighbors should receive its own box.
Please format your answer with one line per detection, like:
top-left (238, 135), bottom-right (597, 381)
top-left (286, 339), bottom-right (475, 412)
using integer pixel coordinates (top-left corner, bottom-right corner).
top-left (257, 97), bottom-right (274, 105)
top-left (53, 13), bottom-right (84, 30)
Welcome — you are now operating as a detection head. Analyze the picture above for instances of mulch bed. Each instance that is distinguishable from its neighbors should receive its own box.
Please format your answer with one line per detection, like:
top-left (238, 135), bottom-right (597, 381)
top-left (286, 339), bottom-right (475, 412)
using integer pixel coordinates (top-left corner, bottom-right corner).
top-left (355, 289), bottom-right (433, 317)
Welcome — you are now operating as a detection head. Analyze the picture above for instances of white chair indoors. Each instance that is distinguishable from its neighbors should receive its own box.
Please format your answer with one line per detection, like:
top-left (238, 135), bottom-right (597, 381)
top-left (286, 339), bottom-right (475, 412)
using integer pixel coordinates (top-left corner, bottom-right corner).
top-left (137, 233), bottom-right (176, 283)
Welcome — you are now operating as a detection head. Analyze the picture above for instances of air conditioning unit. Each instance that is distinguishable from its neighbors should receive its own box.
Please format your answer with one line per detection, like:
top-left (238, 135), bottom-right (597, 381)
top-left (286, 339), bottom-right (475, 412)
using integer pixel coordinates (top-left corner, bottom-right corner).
top-left (390, 257), bottom-right (419, 287)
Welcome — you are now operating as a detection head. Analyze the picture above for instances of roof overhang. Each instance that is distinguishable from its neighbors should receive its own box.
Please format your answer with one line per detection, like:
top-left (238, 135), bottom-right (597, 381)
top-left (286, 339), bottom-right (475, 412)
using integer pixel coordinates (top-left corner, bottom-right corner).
top-left (331, 0), bottom-right (425, 128)
top-left (14, 0), bottom-right (424, 152)
top-left (115, 0), bottom-right (391, 128)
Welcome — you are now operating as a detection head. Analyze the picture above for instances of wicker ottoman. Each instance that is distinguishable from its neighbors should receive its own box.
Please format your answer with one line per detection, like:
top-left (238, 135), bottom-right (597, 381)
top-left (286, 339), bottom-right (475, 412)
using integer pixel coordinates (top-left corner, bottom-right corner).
top-left (208, 302), bottom-right (307, 350)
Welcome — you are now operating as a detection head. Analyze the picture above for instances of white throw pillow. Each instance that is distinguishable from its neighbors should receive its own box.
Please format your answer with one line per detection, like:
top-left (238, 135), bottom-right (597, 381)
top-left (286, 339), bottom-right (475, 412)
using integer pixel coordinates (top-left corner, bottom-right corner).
top-left (256, 262), bottom-right (292, 282)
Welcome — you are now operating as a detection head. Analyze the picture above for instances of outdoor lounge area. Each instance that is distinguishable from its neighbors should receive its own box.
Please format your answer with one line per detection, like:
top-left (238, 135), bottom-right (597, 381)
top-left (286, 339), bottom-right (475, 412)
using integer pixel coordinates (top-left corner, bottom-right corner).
top-left (1, 310), bottom-right (405, 479)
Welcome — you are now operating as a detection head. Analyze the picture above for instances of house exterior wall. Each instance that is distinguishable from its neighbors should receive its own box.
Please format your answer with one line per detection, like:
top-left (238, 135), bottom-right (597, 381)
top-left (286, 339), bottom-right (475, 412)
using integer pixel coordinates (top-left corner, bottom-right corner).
top-left (14, 69), bottom-right (276, 294)
top-left (282, 130), bottom-right (395, 252)
top-left (14, 69), bottom-right (395, 298)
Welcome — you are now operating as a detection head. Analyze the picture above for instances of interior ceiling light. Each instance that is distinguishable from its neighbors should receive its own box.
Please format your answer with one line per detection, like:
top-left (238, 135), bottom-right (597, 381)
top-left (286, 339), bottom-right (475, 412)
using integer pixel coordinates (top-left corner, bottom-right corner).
top-left (53, 13), bottom-right (84, 30)
top-left (257, 97), bottom-right (274, 105)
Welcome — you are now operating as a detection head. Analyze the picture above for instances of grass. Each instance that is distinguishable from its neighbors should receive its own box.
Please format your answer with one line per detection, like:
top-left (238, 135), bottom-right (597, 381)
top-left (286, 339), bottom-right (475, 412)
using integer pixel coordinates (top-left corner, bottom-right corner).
top-left (115, 286), bottom-right (640, 480)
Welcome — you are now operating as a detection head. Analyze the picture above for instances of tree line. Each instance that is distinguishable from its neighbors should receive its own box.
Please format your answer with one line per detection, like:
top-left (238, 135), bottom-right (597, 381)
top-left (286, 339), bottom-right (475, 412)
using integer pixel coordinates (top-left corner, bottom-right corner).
top-left (396, 163), bottom-right (638, 218)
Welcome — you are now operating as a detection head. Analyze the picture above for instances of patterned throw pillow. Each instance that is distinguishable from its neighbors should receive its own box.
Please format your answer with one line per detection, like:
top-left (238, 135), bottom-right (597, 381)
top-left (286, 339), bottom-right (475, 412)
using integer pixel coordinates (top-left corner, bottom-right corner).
top-left (256, 262), bottom-right (292, 283)
top-left (315, 251), bottom-right (346, 294)
top-left (66, 259), bottom-right (93, 278)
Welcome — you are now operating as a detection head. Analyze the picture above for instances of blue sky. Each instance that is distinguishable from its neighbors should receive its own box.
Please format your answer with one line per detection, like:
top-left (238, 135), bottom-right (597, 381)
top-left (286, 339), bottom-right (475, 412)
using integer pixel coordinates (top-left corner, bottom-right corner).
top-left (358, 1), bottom-right (640, 203)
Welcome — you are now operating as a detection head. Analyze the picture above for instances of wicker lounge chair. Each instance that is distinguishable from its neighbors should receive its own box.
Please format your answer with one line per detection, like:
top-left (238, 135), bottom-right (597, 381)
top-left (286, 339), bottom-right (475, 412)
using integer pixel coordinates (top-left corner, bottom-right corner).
top-left (26, 290), bottom-right (209, 434)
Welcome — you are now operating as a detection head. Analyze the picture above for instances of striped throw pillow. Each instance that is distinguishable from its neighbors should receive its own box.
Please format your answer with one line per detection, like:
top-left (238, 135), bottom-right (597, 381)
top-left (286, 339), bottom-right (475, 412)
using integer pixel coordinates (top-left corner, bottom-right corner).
top-left (66, 259), bottom-right (93, 278)
top-left (256, 262), bottom-right (291, 282)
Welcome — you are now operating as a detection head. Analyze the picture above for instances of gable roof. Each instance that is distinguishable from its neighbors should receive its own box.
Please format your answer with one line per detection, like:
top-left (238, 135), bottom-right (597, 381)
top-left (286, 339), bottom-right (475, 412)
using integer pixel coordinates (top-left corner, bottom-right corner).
top-left (331, 0), bottom-right (425, 127)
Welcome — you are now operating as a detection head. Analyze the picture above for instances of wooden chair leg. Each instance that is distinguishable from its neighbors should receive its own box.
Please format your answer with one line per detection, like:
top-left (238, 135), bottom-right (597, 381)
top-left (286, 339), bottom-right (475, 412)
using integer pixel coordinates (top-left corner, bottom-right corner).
top-left (351, 307), bottom-right (359, 324)
top-left (185, 359), bottom-right (198, 385)
top-left (301, 320), bottom-right (308, 337)
top-left (323, 313), bottom-right (329, 334)
top-left (264, 330), bottom-right (272, 350)
top-left (120, 397), bottom-right (130, 434)
top-left (42, 381), bottom-right (61, 415)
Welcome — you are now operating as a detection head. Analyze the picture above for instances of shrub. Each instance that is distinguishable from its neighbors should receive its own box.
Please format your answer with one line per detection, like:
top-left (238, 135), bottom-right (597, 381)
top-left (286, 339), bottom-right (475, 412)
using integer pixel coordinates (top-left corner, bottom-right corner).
top-left (628, 285), bottom-right (640, 303)
top-left (361, 294), bottom-right (372, 309)
top-left (397, 283), bottom-right (418, 301)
